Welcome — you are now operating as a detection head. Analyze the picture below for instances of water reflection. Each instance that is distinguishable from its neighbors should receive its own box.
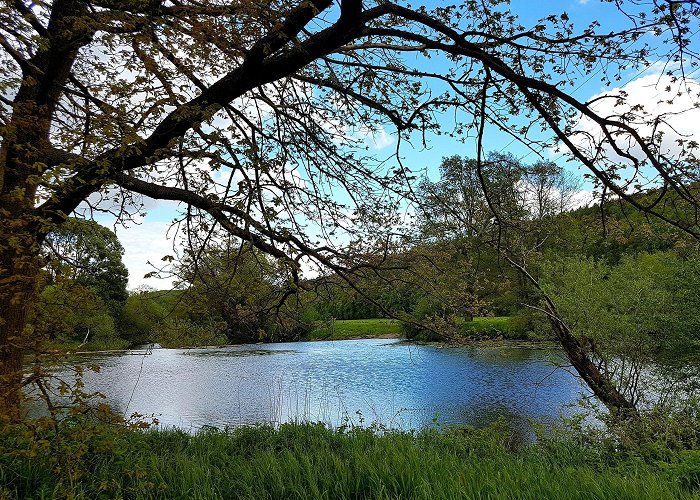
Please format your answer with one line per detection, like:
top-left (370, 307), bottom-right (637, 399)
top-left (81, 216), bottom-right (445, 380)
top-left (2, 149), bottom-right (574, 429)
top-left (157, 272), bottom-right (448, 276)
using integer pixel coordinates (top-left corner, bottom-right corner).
top-left (182, 349), bottom-right (299, 357)
top-left (32, 339), bottom-right (588, 438)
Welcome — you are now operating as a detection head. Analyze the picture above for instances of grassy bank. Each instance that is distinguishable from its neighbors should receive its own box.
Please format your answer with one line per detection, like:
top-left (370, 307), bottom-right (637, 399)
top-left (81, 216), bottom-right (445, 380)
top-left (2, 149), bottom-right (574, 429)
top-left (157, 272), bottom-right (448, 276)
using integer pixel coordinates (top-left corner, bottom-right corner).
top-left (304, 316), bottom-right (530, 342)
top-left (1, 421), bottom-right (697, 499)
top-left (304, 318), bottom-right (402, 341)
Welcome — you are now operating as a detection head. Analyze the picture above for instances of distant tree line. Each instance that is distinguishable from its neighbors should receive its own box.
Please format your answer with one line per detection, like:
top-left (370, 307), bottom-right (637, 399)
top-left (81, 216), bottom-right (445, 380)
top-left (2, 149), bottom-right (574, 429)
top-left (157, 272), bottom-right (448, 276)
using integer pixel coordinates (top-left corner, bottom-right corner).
top-left (34, 156), bottom-right (700, 365)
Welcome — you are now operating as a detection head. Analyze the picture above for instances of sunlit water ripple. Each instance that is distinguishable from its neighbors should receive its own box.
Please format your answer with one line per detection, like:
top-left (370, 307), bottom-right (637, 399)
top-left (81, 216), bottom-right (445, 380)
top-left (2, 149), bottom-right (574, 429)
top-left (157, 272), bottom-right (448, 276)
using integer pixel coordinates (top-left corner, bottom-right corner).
top-left (31, 339), bottom-right (590, 439)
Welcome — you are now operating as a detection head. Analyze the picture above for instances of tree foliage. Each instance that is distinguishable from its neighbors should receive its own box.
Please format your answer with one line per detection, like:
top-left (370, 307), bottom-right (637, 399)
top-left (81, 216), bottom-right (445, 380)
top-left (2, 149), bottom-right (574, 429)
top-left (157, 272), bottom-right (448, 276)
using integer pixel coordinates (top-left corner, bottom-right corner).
top-left (43, 218), bottom-right (129, 315)
top-left (542, 252), bottom-right (700, 408)
top-left (413, 150), bottom-right (700, 411)
top-left (178, 240), bottom-right (311, 342)
top-left (28, 219), bottom-right (128, 347)
top-left (33, 281), bottom-right (118, 344)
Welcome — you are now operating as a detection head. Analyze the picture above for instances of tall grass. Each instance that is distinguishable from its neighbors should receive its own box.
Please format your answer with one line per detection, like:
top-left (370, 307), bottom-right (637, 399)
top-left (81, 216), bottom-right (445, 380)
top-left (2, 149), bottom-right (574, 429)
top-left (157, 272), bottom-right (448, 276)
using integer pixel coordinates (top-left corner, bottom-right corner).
top-left (1, 421), bottom-right (696, 499)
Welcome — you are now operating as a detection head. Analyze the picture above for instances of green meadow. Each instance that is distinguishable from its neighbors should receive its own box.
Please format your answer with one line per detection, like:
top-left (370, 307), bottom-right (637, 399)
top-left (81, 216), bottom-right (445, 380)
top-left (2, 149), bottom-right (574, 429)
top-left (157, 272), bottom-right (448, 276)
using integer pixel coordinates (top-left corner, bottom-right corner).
top-left (304, 318), bottom-right (402, 340)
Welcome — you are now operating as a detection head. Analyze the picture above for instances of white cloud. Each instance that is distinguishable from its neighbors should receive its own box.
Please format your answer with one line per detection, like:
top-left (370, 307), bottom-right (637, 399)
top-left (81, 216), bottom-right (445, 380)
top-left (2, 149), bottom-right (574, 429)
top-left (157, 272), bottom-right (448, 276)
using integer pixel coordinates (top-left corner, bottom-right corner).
top-left (88, 210), bottom-right (182, 290)
top-left (572, 72), bottom-right (700, 161)
top-left (563, 70), bottom-right (700, 188)
top-left (362, 125), bottom-right (396, 151)
top-left (98, 216), bottom-right (180, 289)
top-left (70, 188), bottom-right (183, 289)
top-left (569, 188), bottom-right (596, 208)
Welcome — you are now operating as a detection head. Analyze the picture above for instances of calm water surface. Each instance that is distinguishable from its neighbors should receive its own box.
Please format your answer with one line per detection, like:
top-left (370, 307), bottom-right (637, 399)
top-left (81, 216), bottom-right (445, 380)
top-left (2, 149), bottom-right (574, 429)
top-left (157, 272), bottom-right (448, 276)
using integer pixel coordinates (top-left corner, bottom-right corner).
top-left (41, 339), bottom-right (589, 435)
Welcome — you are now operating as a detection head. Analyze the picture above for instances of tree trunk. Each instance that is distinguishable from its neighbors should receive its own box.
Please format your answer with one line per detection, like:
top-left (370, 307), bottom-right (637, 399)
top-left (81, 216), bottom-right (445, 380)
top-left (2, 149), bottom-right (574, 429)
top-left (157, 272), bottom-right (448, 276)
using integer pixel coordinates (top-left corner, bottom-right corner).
top-left (0, 231), bottom-right (39, 422)
top-left (0, 299), bottom-right (29, 422)
top-left (0, 2), bottom-right (92, 421)
top-left (0, 107), bottom-right (44, 422)
top-left (498, 254), bottom-right (638, 415)
top-left (547, 306), bottom-right (638, 416)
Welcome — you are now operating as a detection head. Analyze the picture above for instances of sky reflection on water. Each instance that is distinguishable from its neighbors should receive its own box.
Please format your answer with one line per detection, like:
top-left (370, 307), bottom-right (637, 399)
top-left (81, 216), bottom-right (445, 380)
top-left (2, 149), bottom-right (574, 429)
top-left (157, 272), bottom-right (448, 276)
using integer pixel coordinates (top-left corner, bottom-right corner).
top-left (37, 339), bottom-right (589, 437)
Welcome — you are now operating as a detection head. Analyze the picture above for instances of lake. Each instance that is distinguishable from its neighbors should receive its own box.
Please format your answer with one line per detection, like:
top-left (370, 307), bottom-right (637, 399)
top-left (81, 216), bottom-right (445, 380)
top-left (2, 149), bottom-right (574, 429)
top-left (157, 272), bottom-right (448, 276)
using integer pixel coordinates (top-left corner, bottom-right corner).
top-left (36, 339), bottom-right (589, 437)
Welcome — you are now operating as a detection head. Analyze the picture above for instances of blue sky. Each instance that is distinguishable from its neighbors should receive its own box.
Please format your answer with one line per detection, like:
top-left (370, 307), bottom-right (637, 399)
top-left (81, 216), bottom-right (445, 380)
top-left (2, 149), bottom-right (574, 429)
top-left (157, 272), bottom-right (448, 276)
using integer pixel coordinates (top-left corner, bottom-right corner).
top-left (90, 0), bottom-right (700, 288)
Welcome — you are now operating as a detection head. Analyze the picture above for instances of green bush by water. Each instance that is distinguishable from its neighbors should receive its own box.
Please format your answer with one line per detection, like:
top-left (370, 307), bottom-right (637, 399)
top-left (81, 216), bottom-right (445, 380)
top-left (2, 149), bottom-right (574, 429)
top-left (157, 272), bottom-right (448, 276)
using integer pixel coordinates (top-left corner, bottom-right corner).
top-left (404, 316), bottom-right (530, 341)
top-left (1, 420), bottom-right (697, 499)
top-left (458, 316), bottom-right (529, 339)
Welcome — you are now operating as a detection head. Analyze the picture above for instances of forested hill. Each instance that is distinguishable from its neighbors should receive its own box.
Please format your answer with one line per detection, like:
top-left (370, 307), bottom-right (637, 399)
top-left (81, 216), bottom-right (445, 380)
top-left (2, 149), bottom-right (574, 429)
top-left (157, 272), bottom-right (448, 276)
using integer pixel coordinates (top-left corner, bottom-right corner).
top-left (562, 184), bottom-right (700, 260)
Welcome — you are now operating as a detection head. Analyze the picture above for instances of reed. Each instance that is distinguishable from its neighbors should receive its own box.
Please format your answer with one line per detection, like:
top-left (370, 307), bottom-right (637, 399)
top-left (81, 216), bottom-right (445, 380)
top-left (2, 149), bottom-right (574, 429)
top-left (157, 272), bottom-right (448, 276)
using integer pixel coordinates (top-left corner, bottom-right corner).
top-left (1, 421), bottom-right (695, 499)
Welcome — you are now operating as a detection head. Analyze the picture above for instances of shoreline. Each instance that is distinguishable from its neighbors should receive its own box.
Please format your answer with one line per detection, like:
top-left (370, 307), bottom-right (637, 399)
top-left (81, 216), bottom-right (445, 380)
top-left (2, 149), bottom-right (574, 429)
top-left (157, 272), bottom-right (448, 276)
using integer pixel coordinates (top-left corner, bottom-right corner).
top-left (38, 335), bottom-right (557, 356)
